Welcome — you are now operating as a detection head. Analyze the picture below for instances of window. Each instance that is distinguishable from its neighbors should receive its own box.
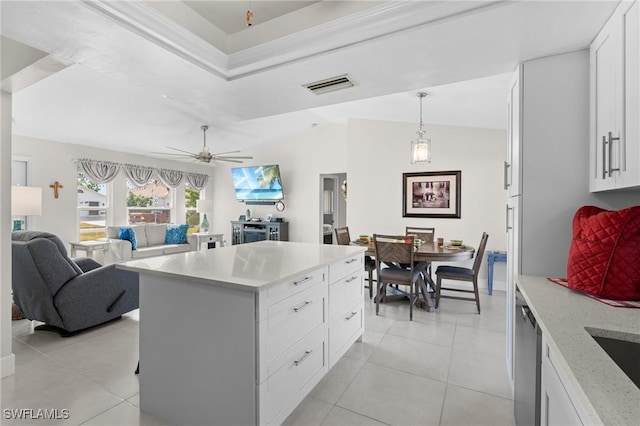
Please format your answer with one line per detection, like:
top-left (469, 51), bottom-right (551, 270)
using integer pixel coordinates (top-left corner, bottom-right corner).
top-left (77, 172), bottom-right (108, 241)
top-left (126, 179), bottom-right (172, 224)
top-left (185, 184), bottom-right (201, 232)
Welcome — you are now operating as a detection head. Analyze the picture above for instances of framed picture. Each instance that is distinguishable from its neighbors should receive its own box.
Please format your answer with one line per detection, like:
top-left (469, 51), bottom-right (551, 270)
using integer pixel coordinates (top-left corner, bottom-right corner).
top-left (402, 170), bottom-right (461, 218)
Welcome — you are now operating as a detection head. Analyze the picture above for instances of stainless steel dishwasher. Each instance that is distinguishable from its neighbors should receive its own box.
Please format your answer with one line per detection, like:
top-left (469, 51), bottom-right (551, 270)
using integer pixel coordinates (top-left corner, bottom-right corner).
top-left (514, 285), bottom-right (541, 426)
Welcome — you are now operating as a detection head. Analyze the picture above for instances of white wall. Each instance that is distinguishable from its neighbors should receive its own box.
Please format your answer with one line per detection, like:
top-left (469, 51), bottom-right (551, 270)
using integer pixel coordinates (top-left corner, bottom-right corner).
top-left (347, 119), bottom-right (507, 286)
top-left (211, 119), bottom-right (508, 290)
top-left (11, 135), bottom-right (214, 247)
top-left (212, 123), bottom-right (349, 243)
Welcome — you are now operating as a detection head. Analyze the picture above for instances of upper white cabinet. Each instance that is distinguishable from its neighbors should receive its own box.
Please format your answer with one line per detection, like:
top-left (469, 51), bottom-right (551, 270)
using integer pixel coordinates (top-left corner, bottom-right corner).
top-left (505, 66), bottom-right (523, 198)
top-left (590, 0), bottom-right (640, 192)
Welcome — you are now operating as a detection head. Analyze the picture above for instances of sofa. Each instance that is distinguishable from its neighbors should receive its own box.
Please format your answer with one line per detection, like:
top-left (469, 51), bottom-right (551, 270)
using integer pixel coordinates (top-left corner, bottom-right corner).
top-left (105, 223), bottom-right (197, 262)
top-left (12, 231), bottom-right (139, 335)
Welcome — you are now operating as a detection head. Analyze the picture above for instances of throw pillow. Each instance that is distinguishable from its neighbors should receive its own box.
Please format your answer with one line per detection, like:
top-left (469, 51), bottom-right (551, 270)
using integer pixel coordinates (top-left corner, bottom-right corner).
top-left (119, 227), bottom-right (138, 250)
top-left (165, 224), bottom-right (188, 244)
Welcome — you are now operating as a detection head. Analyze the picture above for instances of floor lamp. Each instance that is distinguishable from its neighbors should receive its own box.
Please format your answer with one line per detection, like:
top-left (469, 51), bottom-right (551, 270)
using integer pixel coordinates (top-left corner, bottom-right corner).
top-left (11, 186), bottom-right (42, 231)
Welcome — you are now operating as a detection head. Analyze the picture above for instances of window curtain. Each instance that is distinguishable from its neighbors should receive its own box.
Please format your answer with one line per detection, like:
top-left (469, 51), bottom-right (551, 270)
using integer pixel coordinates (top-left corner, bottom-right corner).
top-left (75, 159), bottom-right (120, 184)
top-left (186, 173), bottom-right (209, 191)
top-left (123, 164), bottom-right (156, 187)
top-left (157, 169), bottom-right (184, 188)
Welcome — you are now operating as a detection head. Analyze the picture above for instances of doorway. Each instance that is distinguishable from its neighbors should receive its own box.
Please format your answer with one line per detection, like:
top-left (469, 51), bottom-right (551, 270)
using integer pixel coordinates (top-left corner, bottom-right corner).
top-left (319, 173), bottom-right (347, 244)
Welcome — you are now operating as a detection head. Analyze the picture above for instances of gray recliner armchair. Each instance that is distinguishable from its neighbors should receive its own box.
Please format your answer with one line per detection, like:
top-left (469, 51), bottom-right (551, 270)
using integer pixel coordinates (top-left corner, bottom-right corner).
top-left (12, 231), bottom-right (139, 335)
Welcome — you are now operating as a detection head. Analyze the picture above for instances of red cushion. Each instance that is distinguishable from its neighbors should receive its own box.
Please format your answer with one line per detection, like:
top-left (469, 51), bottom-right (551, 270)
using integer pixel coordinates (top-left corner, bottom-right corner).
top-left (567, 206), bottom-right (640, 300)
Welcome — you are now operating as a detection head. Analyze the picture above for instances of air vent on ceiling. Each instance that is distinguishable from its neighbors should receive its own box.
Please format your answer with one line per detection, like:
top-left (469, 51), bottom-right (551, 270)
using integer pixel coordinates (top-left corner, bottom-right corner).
top-left (303, 75), bottom-right (355, 95)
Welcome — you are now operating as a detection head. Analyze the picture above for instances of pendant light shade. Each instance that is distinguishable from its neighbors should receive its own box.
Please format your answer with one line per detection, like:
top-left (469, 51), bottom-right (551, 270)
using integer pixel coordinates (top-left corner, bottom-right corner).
top-left (411, 92), bottom-right (431, 164)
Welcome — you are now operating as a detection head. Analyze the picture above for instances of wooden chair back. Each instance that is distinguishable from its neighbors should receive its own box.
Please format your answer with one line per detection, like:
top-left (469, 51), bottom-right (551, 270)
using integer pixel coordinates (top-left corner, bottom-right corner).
top-left (405, 226), bottom-right (435, 243)
top-left (472, 232), bottom-right (490, 274)
top-left (373, 234), bottom-right (415, 267)
top-left (334, 226), bottom-right (351, 246)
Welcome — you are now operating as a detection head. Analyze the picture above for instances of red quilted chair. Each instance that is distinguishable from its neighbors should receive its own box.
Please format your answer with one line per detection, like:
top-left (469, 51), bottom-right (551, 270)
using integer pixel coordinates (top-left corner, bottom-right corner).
top-left (567, 206), bottom-right (640, 300)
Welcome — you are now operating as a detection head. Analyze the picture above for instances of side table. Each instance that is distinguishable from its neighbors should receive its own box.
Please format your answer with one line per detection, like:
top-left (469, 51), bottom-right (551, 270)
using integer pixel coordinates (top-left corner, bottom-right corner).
top-left (193, 233), bottom-right (225, 251)
top-left (69, 240), bottom-right (111, 263)
top-left (487, 250), bottom-right (507, 295)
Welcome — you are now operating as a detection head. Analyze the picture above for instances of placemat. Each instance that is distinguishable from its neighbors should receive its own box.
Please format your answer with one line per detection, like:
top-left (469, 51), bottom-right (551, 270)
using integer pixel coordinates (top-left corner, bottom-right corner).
top-left (547, 277), bottom-right (640, 308)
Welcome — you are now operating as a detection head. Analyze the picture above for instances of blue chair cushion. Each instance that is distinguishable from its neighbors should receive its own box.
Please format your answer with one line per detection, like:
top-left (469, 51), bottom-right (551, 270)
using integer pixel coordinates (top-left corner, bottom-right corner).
top-left (165, 224), bottom-right (188, 244)
top-left (118, 227), bottom-right (137, 250)
top-left (436, 265), bottom-right (474, 277)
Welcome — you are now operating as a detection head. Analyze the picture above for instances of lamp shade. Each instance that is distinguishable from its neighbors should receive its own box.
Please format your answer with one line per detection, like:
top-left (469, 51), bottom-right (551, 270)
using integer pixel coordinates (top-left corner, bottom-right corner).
top-left (11, 186), bottom-right (42, 216)
top-left (196, 199), bottom-right (213, 213)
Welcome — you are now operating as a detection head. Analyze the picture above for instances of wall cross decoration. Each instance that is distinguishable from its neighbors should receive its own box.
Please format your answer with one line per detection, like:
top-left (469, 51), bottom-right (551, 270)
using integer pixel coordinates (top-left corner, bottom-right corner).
top-left (49, 181), bottom-right (63, 199)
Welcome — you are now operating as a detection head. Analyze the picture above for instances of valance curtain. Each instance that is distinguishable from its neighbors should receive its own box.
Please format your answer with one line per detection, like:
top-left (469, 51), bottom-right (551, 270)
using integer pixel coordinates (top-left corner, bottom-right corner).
top-left (186, 173), bottom-right (209, 191)
top-left (123, 164), bottom-right (156, 188)
top-left (75, 159), bottom-right (121, 184)
top-left (74, 158), bottom-right (210, 190)
top-left (157, 169), bottom-right (184, 188)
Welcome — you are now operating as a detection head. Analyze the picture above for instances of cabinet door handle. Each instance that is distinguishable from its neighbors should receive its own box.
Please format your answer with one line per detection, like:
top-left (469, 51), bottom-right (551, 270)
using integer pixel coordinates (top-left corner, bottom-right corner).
top-left (345, 311), bottom-right (358, 321)
top-left (608, 131), bottom-right (620, 175)
top-left (602, 135), bottom-right (608, 179)
top-left (345, 276), bottom-right (359, 283)
top-left (293, 301), bottom-right (313, 312)
top-left (345, 258), bottom-right (359, 264)
top-left (293, 350), bottom-right (312, 366)
top-left (506, 205), bottom-right (513, 233)
top-left (504, 161), bottom-right (511, 190)
top-left (293, 276), bottom-right (312, 286)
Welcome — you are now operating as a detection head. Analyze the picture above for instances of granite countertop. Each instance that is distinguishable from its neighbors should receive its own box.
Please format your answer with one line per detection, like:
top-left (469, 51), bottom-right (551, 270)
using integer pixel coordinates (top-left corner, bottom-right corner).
top-left (516, 275), bottom-right (640, 426)
top-left (117, 240), bottom-right (365, 292)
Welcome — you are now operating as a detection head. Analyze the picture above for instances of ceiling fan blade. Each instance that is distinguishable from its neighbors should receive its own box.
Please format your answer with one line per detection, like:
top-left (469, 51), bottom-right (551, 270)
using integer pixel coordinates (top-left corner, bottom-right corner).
top-left (166, 146), bottom-right (199, 155)
top-left (211, 150), bottom-right (241, 156)
top-left (215, 155), bottom-right (254, 160)
top-left (216, 158), bottom-right (244, 163)
top-left (151, 151), bottom-right (196, 158)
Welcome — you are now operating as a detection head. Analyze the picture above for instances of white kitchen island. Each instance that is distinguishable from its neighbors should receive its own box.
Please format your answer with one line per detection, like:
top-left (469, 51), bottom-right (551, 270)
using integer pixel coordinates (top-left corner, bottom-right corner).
top-left (117, 240), bottom-right (365, 426)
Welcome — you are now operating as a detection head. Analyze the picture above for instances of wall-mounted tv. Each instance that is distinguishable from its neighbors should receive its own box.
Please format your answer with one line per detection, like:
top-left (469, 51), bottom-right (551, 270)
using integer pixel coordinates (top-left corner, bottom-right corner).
top-left (231, 164), bottom-right (284, 202)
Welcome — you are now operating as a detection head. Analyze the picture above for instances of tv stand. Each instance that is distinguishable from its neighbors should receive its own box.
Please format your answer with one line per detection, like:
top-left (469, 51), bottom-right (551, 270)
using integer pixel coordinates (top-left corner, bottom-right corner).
top-left (231, 220), bottom-right (289, 245)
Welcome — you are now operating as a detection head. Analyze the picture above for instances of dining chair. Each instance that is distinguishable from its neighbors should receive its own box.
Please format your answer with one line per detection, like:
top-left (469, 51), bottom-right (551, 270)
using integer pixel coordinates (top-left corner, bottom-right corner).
top-left (435, 232), bottom-right (489, 314)
top-left (405, 226), bottom-right (435, 243)
top-left (334, 226), bottom-right (376, 298)
top-left (373, 234), bottom-right (424, 320)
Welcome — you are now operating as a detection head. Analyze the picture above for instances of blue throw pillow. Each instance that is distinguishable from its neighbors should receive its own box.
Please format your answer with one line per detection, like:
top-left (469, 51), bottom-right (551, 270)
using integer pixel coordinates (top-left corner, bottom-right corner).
top-left (118, 227), bottom-right (137, 250)
top-left (165, 224), bottom-right (188, 244)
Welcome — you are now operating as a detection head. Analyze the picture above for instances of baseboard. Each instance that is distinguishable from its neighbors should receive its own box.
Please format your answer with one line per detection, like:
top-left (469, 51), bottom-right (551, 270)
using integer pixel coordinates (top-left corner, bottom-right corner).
top-left (1, 353), bottom-right (16, 378)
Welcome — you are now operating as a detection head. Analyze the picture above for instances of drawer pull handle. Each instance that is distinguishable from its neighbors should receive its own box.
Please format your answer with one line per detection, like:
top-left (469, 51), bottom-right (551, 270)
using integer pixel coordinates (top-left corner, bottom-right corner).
top-left (293, 276), bottom-right (312, 286)
top-left (293, 301), bottom-right (313, 312)
top-left (294, 350), bottom-right (312, 366)
top-left (345, 276), bottom-right (358, 283)
top-left (345, 258), bottom-right (359, 264)
top-left (345, 311), bottom-right (358, 320)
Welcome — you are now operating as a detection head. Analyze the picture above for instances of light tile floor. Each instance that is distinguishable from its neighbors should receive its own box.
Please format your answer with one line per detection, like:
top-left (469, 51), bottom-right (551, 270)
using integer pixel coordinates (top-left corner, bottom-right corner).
top-left (2, 290), bottom-right (515, 426)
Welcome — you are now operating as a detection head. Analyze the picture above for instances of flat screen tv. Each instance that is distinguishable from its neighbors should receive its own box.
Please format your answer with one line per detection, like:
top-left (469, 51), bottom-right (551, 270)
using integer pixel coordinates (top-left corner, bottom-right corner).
top-left (231, 164), bottom-right (284, 202)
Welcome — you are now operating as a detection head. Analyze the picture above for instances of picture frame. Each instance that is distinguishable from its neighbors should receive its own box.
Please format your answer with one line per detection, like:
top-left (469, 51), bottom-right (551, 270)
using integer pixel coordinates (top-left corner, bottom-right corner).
top-left (402, 170), bottom-right (461, 218)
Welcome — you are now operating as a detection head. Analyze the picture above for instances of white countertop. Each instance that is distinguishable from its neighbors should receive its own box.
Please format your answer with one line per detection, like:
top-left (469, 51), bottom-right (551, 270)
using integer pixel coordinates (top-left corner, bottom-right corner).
top-left (117, 240), bottom-right (365, 292)
top-left (517, 275), bottom-right (640, 426)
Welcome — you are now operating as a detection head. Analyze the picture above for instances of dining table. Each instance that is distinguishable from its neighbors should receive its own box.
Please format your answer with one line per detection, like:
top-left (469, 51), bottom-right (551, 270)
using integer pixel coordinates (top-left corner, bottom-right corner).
top-left (357, 240), bottom-right (475, 311)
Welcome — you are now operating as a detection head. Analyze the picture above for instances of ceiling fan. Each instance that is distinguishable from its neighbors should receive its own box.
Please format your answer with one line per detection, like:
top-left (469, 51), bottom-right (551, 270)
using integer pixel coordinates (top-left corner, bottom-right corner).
top-left (153, 125), bottom-right (253, 164)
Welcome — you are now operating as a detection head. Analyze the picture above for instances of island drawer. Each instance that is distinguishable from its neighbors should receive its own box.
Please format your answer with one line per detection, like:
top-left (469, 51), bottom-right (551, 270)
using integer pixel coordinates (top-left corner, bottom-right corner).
top-left (329, 271), bottom-right (363, 319)
top-left (329, 254), bottom-right (363, 283)
top-left (267, 266), bottom-right (327, 305)
top-left (260, 285), bottom-right (326, 367)
top-left (259, 325), bottom-right (326, 425)
top-left (329, 301), bottom-right (363, 364)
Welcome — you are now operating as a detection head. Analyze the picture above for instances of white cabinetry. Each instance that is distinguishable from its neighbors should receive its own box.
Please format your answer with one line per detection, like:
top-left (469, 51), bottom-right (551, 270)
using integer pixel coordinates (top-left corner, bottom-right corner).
top-left (540, 335), bottom-right (585, 426)
top-left (132, 245), bottom-right (364, 426)
top-left (328, 255), bottom-right (364, 367)
top-left (590, 0), bottom-right (640, 191)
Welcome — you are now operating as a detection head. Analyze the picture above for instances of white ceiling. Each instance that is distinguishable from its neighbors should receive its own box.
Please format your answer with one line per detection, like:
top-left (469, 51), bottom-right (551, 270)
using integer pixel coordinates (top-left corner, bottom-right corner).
top-left (1, 1), bottom-right (618, 161)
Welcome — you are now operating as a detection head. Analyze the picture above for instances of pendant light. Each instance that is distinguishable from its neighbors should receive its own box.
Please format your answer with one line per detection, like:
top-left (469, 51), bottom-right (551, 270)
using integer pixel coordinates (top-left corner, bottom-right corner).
top-left (411, 92), bottom-right (431, 164)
